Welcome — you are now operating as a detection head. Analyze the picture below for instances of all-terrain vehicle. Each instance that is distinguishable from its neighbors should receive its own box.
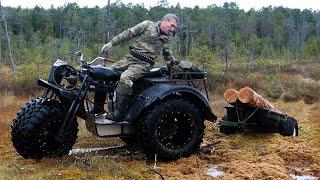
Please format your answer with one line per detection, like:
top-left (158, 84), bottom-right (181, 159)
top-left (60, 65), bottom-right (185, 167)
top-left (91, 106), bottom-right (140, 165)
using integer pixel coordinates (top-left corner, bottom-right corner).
top-left (11, 51), bottom-right (217, 160)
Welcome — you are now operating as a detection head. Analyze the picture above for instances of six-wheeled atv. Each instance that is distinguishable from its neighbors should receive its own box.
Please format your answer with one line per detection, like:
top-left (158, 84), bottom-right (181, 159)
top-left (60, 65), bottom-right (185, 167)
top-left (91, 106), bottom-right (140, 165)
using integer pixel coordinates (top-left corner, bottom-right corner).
top-left (11, 51), bottom-right (217, 160)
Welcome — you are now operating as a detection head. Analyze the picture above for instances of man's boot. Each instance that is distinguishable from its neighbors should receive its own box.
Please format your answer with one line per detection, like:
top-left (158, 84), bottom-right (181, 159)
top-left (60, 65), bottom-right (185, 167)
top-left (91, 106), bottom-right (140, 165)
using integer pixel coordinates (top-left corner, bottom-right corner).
top-left (106, 82), bottom-right (132, 121)
top-left (106, 93), bottom-right (129, 121)
top-left (92, 89), bottom-right (107, 114)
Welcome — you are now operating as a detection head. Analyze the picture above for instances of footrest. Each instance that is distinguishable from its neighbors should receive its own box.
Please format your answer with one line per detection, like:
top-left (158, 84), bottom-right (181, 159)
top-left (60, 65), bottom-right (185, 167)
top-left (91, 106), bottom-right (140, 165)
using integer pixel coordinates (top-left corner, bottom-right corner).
top-left (95, 118), bottom-right (130, 125)
top-left (95, 113), bottom-right (130, 125)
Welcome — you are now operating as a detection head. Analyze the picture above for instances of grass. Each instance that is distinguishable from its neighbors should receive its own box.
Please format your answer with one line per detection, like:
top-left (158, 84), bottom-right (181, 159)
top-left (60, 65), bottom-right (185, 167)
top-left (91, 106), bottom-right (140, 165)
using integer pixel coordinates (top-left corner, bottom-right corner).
top-left (1, 93), bottom-right (319, 179)
top-left (206, 59), bottom-right (320, 103)
top-left (0, 59), bottom-right (320, 179)
top-left (1, 58), bottom-right (320, 103)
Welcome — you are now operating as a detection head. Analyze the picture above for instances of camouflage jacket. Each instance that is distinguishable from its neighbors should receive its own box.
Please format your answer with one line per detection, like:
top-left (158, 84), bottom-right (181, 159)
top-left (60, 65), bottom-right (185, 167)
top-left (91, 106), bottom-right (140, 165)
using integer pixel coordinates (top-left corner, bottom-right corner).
top-left (110, 20), bottom-right (176, 63)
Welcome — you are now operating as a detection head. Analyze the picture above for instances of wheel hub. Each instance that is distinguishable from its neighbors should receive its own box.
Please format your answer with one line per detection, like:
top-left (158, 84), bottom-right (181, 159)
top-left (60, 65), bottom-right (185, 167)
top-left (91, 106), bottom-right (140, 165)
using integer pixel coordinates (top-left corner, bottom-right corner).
top-left (157, 110), bottom-right (195, 149)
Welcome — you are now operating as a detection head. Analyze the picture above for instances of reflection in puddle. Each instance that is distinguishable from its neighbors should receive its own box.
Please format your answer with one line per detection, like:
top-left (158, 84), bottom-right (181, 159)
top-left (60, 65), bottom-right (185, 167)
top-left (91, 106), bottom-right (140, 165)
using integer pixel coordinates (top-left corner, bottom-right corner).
top-left (69, 144), bottom-right (126, 155)
top-left (206, 166), bottom-right (224, 177)
top-left (290, 174), bottom-right (317, 180)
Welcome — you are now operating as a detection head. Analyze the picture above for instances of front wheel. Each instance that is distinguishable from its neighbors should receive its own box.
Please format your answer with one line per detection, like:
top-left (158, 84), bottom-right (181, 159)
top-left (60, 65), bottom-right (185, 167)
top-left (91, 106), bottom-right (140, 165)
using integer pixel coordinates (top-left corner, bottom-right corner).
top-left (139, 98), bottom-right (205, 161)
top-left (11, 98), bottom-right (78, 159)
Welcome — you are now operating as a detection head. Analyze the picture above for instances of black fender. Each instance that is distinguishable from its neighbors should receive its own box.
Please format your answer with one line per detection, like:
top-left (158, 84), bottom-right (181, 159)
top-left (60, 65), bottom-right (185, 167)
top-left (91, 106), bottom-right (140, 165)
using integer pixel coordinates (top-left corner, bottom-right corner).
top-left (38, 79), bottom-right (87, 119)
top-left (38, 79), bottom-right (76, 102)
top-left (127, 84), bottom-right (217, 122)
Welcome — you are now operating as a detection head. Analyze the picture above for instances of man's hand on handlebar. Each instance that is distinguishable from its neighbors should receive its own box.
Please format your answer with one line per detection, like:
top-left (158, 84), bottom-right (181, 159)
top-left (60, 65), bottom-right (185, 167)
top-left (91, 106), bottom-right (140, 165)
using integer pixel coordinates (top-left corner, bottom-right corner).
top-left (101, 42), bottom-right (112, 54)
top-left (167, 60), bottom-right (182, 73)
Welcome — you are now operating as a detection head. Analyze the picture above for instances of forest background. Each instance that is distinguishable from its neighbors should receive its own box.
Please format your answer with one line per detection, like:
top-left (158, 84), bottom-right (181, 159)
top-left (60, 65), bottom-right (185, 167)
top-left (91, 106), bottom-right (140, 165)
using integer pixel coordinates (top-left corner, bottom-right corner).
top-left (0, 1), bottom-right (320, 101)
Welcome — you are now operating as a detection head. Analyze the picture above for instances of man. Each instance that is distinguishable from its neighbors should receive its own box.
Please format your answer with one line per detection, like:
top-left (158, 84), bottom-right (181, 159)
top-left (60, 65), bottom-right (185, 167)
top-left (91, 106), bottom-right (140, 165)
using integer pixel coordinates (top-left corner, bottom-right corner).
top-left (100, 13), bottom-right (180, 121)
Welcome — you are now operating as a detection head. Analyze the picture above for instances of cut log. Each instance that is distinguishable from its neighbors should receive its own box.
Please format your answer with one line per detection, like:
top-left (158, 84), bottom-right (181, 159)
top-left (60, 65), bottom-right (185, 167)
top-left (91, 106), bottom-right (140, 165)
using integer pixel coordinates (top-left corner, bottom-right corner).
top-left (238, 86), bottom-right (282, 113)
top-left (223, 89), bottom-right (239, 104)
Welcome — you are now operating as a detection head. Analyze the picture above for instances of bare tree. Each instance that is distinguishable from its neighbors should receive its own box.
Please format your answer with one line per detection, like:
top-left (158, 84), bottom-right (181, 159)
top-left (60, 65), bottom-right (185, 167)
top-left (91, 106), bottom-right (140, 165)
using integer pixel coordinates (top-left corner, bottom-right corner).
top-left (105, 0), bottom-right (111, 43)
top-left (223, 6), bottom-right (230, 71)
top-left (0, 26), bottom-right (2, 73)
top-left (0, 0), bottom-right (16, 78)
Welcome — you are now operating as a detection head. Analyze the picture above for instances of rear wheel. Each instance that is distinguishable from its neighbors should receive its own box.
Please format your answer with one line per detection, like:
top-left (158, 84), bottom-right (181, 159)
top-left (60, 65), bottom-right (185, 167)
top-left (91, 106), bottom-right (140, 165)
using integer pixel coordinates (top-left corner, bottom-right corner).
top-left (280, 117), bottom-right (298, 137)
top-left (139, 98), bottom-right (205, 160)
top-left (11, 98), bottom-right (78, 159)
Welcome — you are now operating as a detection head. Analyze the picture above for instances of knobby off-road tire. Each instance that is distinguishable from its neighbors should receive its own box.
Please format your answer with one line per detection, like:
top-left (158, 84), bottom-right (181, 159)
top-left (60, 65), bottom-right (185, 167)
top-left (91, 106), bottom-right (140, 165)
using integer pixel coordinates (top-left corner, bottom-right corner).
top-left (280, 117), bottom-right (298, 137)
top-left (139, 98), bottom-right (205, 161)
top-left (11, 98), bottom-right (78, 159)
top-left (219, 115), bottom-right (238, 135)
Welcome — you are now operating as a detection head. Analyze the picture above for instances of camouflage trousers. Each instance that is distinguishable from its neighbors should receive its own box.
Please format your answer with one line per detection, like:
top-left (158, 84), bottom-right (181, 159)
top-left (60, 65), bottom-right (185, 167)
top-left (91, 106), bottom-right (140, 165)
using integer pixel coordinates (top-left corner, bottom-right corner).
top-left (110, 54), bottom-right (151, 95)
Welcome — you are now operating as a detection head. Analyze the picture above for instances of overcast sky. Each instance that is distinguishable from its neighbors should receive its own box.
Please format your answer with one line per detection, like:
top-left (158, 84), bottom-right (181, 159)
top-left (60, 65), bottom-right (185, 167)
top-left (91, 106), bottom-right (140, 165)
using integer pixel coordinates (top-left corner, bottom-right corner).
top-left (2, 0), bottom-right (320, 11)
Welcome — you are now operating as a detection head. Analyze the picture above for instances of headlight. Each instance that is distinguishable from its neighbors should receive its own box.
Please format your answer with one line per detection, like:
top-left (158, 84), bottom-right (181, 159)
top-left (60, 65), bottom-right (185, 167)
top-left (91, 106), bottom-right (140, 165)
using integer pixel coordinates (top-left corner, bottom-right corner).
top-left (52, 65), bottom-right (79, 90)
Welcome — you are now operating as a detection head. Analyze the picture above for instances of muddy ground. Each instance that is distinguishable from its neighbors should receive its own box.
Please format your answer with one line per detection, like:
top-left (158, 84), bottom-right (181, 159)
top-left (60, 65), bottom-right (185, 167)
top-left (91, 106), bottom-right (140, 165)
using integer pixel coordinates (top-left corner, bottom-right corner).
top-left (0, 92), bottom-right (319, 179)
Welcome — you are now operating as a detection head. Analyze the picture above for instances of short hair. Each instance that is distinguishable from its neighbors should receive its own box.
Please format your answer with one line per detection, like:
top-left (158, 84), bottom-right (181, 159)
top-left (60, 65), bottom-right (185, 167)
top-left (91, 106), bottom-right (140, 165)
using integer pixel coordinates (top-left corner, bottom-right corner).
top-left (162, 13), bottom-right (179, 24)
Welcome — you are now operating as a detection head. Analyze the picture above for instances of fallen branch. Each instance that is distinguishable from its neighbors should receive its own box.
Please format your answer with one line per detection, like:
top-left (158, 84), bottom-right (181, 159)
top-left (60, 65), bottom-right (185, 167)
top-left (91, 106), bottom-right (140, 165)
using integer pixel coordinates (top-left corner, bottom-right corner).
top-left (148, 154), bottom-right (165, 180)
top-left (74, 156), bottom-right (92, 166)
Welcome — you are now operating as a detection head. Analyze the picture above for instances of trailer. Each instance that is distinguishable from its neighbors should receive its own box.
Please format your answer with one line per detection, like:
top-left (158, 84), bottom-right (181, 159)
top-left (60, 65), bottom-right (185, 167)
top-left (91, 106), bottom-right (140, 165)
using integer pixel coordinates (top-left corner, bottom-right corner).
top-left (219, 104), bottom-right (298, 137)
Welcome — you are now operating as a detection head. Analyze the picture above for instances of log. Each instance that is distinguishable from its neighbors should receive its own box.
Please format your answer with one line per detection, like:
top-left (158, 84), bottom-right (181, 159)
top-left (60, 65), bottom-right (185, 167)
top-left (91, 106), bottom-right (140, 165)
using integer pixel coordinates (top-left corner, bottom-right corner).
top-left (238, 86), bottom-right (282, 113)
top-left (223, 89), bottom-right (239, 104)
top-left (223, 89), bottom-right (246, 108)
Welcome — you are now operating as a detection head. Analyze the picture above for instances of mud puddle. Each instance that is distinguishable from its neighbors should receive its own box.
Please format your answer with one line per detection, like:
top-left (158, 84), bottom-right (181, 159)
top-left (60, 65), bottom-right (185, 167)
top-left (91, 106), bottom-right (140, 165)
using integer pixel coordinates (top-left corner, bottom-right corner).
top-left (290, 174), bottom-right (318, 180)
top-left (206, 166), bottom-right (224, 177)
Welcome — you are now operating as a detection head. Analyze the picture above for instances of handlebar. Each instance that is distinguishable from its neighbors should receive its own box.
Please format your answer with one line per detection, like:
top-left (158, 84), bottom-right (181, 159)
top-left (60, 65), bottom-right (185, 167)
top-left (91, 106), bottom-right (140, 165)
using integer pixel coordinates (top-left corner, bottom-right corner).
top-left (74, 51), bottom-right (116, 67)
top-left (87, 57), bottom-right (116, 65)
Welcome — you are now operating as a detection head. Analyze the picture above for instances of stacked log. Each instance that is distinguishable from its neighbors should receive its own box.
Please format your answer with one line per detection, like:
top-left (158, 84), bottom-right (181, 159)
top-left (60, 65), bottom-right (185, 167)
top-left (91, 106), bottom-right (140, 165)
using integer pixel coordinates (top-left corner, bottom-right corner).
top-left (238, 86), bottom-right (282, 113)
top-left (223, 89), bottom-right (239, 104)
top-left (224, 87), bottom-right (282, 113)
